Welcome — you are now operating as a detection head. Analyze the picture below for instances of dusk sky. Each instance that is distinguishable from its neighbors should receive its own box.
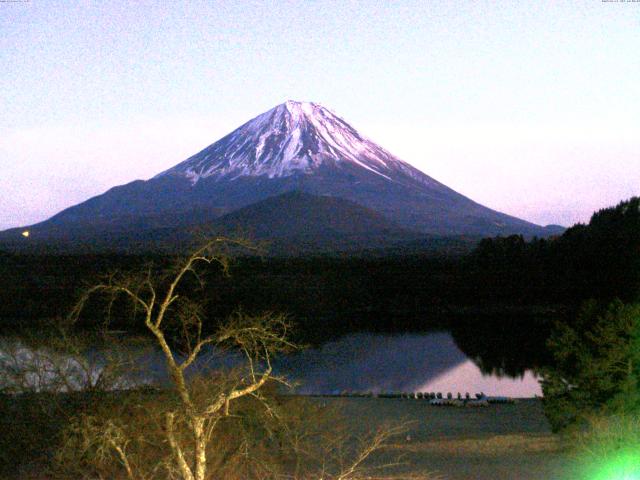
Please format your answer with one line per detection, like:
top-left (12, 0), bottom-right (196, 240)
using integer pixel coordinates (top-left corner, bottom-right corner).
top-left (1, 1), bottom-right (638, 230)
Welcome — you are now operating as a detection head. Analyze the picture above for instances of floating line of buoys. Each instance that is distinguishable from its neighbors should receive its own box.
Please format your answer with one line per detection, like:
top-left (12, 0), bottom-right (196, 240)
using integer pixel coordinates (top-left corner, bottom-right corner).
top-left (306, 391), bottom-right (516, 406)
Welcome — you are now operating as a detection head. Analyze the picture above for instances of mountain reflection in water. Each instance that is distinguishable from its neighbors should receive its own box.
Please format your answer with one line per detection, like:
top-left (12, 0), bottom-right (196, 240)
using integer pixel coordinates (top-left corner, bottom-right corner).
top-left (277, 332), bottom-right (542, 397)
top-left (1, 332), bottom-right (542, 397)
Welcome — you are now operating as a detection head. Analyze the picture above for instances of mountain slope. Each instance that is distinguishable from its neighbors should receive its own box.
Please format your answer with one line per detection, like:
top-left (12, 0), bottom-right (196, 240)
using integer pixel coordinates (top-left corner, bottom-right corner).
top-left (0, 100), bottom-right (560, 250)
top-left (217, 191), bottom-right (408, 238)
top-left (156, 100), bottom-right (440, 186)
top-left (0, 192), bottom-right (451, 255)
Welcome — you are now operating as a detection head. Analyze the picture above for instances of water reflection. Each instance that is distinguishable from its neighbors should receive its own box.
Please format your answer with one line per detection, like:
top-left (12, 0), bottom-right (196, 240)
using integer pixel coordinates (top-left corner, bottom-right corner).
top-left (416, 360), bottom-right (541, 397)
top-left (449, 313), bottom-right (552, 378)
top-left (1, 332), bottom-right (543, 397)
top-left (278, 332), bottom-right (542, 397)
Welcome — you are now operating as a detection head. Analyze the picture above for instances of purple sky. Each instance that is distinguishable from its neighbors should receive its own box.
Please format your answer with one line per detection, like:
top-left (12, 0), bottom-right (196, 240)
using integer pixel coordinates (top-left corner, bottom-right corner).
top-left (1, 1), bottom-right (638, 230)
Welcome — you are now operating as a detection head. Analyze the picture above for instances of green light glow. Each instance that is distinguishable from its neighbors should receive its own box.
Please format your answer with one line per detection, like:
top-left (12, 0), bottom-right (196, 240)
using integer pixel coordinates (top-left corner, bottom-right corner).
top-left (586, 450), bottom-right (640, 480)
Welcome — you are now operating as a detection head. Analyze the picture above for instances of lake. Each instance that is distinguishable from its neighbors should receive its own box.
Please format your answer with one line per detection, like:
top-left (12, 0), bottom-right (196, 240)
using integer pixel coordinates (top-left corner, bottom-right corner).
top-left (279, 332), bottom-right (541, 397)
top-left (0, 331), bottom-right (542, 397)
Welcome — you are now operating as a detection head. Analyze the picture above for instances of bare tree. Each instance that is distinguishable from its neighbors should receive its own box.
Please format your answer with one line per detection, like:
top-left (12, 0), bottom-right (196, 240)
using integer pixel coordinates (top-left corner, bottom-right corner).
top-left (0, 322), bottom-right (146, 396)
top-left (58, 237), bottom-right (438, 480)
top-left (0, 320), bottom-right (153, 479)
top-left (69, 237), bottom-right (294, 480)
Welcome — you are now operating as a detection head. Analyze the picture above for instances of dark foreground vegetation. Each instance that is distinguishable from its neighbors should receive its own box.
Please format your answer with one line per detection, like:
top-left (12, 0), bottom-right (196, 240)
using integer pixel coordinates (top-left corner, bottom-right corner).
top-left (1, 240), bottom-right (420, 479)
top-left (1, 197), bottom-right (639, 478)
top-left (2, 198), bottom-right (639, 370)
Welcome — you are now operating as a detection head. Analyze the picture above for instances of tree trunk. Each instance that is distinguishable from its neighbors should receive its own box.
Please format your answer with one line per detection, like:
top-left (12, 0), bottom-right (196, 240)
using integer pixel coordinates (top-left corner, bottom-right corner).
top-left (166, 412), bottom-right (195, 480)
top-left (193, 416), bottom-right (207, 480)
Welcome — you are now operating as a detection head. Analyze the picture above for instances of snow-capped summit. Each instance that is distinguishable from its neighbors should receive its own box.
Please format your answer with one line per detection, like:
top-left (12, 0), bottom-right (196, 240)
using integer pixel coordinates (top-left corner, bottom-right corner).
top-left (156, 100), bottom-right (431, 186)
top-left (0, 100), bottom-right (562, 251)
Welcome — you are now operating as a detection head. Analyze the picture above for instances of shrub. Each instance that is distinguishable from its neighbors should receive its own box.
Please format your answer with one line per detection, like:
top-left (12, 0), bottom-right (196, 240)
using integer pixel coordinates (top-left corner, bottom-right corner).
top-left (540, 299), bottom-right (640, 433)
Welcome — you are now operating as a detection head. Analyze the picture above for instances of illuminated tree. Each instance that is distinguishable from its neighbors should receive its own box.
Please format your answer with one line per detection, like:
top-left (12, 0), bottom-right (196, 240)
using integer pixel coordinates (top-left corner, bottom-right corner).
top-left (540, 299), bottom-right (640, 433)
top-left (63, 237), bottom-right (423, 480)
top-left (67, 238), bottom-right (294, 480)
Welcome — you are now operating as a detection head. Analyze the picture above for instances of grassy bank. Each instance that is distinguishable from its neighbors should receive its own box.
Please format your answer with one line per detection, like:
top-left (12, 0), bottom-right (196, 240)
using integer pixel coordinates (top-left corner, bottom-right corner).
top-left (311, 397), bottom-right (573, 480)
top-left (3, 393), bottom-right (580, 479)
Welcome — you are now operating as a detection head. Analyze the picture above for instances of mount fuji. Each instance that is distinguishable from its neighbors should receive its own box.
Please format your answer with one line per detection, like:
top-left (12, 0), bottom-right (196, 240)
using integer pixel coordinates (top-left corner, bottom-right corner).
top-left (0, 100), bottom-right (562, 252)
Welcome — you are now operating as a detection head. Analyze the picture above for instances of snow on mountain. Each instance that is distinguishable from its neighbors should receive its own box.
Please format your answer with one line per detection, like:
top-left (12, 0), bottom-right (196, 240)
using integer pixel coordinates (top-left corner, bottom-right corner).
top-left (0, 99), bottom-right (560, 251)
top-left (155, 100), bottom-right (437, 187)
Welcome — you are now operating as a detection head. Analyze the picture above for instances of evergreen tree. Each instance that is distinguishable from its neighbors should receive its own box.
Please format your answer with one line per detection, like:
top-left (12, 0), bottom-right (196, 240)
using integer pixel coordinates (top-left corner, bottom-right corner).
top-left (540, 300), bottom-right (640, 432)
